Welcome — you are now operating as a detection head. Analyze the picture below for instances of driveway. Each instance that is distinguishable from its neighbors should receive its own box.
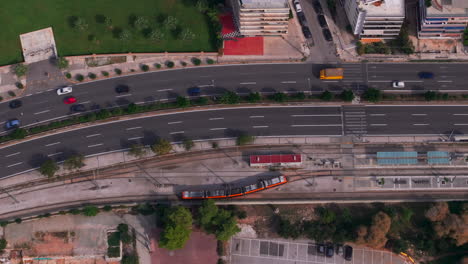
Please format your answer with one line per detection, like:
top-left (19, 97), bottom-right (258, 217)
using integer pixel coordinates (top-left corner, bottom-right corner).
top-left (25, 59), bottom-right (70, 95)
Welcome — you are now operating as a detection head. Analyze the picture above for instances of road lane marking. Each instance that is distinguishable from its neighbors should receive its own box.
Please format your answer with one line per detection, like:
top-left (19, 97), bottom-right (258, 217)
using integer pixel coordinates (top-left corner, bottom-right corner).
top-left (128, 136), bottom-right (143, 141)
top-left (454, 124), bottom-right (468, 126)
top-left (239, 82), bottom-right (256, 85)
top-left (438, 80), bottom-right (453, 83)
top-left (322, 80), bottom-right (339, 83)
top-left (453, 114), bottom-right (468, 116)
top-left (281, 81), bottom-right (297, 84)
top-left (413, 124), bottom-right (429, 126)
top-left (210, 128), bottom-right (227, 130)
top-left (48, 152), bottom-right (63, 157)
top-left (5, 152), bottom-right (20, 157)
top-left (116, 94), bottom-right (132, 98)
top-left (370, 124), bottom-right (387, 126)
top-left (168, 121), bottom-right (182, 125)
top-left (209, 117), bottom-right (224, 120)
top-left (253, 126), bottom-right (268, 128)
top-left (250, 116), bottom-right (264, 118)
top-left (157, 89), bottom-right (173, 92)
top-left (34, 110), bottom-right (50, 115)
top-left (291, 114), bottom-right (341, 117)
top-left (86, 133), bottom-right (101, 138)
top-left (411, 114), bottom-right (427, 116)
top-left (45, 142), bottom-right (60, 147)
top-left (291, 124), bottom-right (342, 127)
top-left (88, 143), bottom-right (103, 148)
top-left (126, 126), bottom-right (142, 130)
top-left (170, 131), bottom-right (185, 134)
top-left (81, 101), bottom-right (91, 104)
top-left (7, 162), bottom-right (23, 168)
top-left (369, 114), bottom-right (386, 116)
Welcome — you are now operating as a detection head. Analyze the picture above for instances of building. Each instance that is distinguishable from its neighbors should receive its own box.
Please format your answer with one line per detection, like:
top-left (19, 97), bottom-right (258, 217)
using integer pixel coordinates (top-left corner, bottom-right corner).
top-left (418, 0), bottom-right (468, 39)
top-left (250, 154), bottom-right (303, 167)
top-left (342, 0), bottom-right (405, 40)
top-left (230, 0), bottom-right (290, 36)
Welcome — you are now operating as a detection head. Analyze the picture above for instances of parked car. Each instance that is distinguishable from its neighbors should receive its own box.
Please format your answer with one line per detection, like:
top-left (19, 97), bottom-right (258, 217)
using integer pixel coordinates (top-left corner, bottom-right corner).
top-left (344, 245), bottom-right (353, 261)
top-left (336, 244), bottom-right (344, 256)
top-left (392, 81), bottom-right (405, 88)
top-left (317, 15), bottom-right (327, 27)
top-left (71, 104), bottom-right (86, 112)
top-left (5, 119), bottom-right (20, 130)
top-left (9, 99), bottom-right (22, 109)
top-left (418, 72), bottom-right (434, 79)
top-left (63, 96), bottom-right (77, 104)
top-left (313, 1), bottom-right (323, 14)
top-left (322, 28), bottom-right (333, 41)
top-left (294, 2), bottom-right (303, 13)
top-left (302, 26), bottom-right (312, 39)
top-left (326, 244), bottom-right (334, 258)
top-left (297, 12), bottom-right (307, 25)
top-left (115, 84), bottom-right (130, 93)
top-left (57, 86), bottom-right (72, 95)
top-left (316, 244), bottom-right (325, 256)
top-left (187, 87), bottom-right (201, 96)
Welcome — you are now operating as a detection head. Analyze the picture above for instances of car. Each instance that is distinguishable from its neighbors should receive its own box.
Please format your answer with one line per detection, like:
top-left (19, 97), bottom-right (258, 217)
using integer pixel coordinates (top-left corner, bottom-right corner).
top-left (344, 245), bottom-right (353, 261)
top-left (71, 104), bottom-right (86, 112)
top-left (326, 244), bottom-right (334, 258)
top-left (63, 96), bottom-right (77, 104)
top-left (322, 28), bottom-right (333, 41)
top-left (418, 72), bottom-right (434, 79)
top-left (187, 87), bottom-right (201, 96)
top-left (313, 1), bottom-right (323, 13)
top-left (294, 2), bottom-right (303, 13)
top-left (297, 12), bottom-right (307, 25)
top-left (316, 244), bottom-right (325, 255)
top-left (392, 81), bottom-right (405, 88)
top-left (317, 15), bottom-right (327, 27)
top-left (302, 26), bottom-right (312, 39)
top-left (57, 86), bottom-right (72, 95)
top-left (336, 244), bottom-right (344, 256)
top-left (9, 100), bottom-right (22, 109)
top-left (115, 85), bottom-right (130, 93)
top-left (5, 119), bottom-right (20, 130)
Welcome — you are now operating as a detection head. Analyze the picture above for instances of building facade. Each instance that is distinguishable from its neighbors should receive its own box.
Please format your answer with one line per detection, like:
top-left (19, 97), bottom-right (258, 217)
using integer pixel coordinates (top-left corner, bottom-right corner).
top-left (342, 0), bottom-right (405, 40)
top-left (418, 0), bottom-right (468, 39)
top-left (230, 0), bottom-right (290, 36)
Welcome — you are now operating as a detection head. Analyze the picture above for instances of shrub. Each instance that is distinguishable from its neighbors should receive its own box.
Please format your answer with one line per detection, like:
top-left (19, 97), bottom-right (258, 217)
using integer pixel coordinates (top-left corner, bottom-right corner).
top-left (220, 91), bottom-right (240, 104)
top-left (362, 88), bottom-right (382, 102)
top-left (101, 71), bottom-right (109, 77)
top-left (176, 96), bottom-right (190, 108)
top-left (291, 92), bottom-right (306, 100)
top-left (154, 63), bottom-right (162, 69)
top-left (114, 68), bottom-right (122, 75)
top-left (424, 91), bottom-right (437, 101)
top-left (75, 74), bottom-right (84, 82)
top-left (271, 92), bottom-right (287, 102)
top-left (88, 72), bottom-right (97, 79)
top-left (65, 72), bottom-right (72, 79)
top-left (212, 142), bottom-right (219, 149)
top-left (340, 89), bottom-right (355, 102)
top-left (39, 159), bottom-right (59, 178)
top-left (151, 139), bottom-right (172, 155)
top-left (82, 206), bottom-right (99, 217)
top-left (0, 221), bottom-right (9, 227)
top-left (13, 64), bottom-right (28, 77)
top-left (10, 128), bottom-right (27, 139)
top-left (57, 57), bottom-right (69, 69)
top-left (0, 238), bottom-right (7, 251)
top-left (320, 90), bottom-right (334, 101)
top-left (237, 134), bottom-right (254, 146)
top-left (181, 61), bottom-right (187, 66)
top-left (192, 57), bottom-right (202, 65)
top-left (14, 218), bottom-right (22, 224)
top-left (16, 82), bottom-right (24, 89)
top-left (206, 58), bottom-right (215, 64)
top-left (121, 254), bottom-right (139, 264)
top-left (8, 91), bottom-right (16, 97)
top-left (195, 97), bottom-right (209, 105)
top-left (247, 92), bottom-right (261, 103)
top-left (141, 64), bottom-right (149, 71)
top-left (59, 211), bottom-right (67, 215)
top-left (166, 61), bottom-right (175, 68)
top-left (69, 208), bottom-right (81, 215)
top-left (183, 138), bottom-right (195, 151)
top-left (103, 205), bottom-right (113, 212)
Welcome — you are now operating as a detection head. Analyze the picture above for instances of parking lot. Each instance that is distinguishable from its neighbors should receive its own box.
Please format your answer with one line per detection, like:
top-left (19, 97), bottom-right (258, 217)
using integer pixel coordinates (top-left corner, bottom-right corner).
top-left (230, 237), bottom-right (407, 264)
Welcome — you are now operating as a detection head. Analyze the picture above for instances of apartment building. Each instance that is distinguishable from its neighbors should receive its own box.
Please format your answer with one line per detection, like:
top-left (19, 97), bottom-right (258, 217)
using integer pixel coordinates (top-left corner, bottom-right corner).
top-left (230, 0), bottom-right (290, 36)
top-left (418, 0), bottom-right (468, 39)
top-left (342, 0), bottom-right (405, 40)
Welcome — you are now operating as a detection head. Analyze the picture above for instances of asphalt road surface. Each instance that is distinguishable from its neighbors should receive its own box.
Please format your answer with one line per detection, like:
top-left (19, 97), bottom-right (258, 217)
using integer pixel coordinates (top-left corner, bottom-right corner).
top-left (1, 63), bottom-right (468, 135)
top-left (3, 105), bottom-right (468, 177)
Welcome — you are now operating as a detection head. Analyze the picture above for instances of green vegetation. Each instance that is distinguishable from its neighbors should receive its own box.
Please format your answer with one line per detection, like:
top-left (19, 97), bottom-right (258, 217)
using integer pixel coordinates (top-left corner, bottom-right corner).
top-left (159, 206), bottom-right (193, 250)
top-left (57, 57), bottom-right (69, 69)
top-left (141, 64), bottom-right (149, 71)
top-left (16, 82), bottom-right (24, 89)
top-left (340, 89), bottom-right (355, 102)
top-left (206, 58), bottom-right (215, 64)
top-left (327, 0), bottom-right (337, 17)
top-left (247, 92), bottom-right (261, 103)
top-left (191, 57), bottom-right (201, 65)
top-left (88, 72), bottom-right (97, 79)
top-left (8, 91), bottom-right (16, 97)
top-left (319, 90), bottom-right (334, 101)
top-left (12, 64), bottom-right (28, 77)
top-left (151, 138), bottom-right (172, 155)
top-left (463, 27), bottom-right (468, 46)
top-left (39, 159), bottom-right (59, 178)
top-left (166, 61), bottom-right (175, 68)
top-left (271, 92), bottom-right (287, 102)
top-left (220, 91), bottom-right (240, 104)
top-left (107, 231), bottom-right (121, 257)
top-left (362, 88), bottom-right (382, 102)
top-left (101, 71), bottom-right (109, 77)
top-left (236, 134), bottom-right (255, 146)
top-left (424, 91), bottom-right (449, 101)
top-left (114, 68), bottom-right (122, 75)
top-left (356, 41), bottom-right (390, 55)
top-left (82, 206), bottom-right (99, 216)
top-left (176, 96), bottom-right (190, 108)
top-left (128, 144), bottom-right (147, 158)
top-left (197, 200), bottom-right (241, 241)
top-left (0, 238), bottom-right (7, 253)
top-left (75, 74), bottom-right (84, 82)
top-left (357, 26), bottom-right (414, 55)
top-left (182, 138), bottom-right (195, 151)
top-left (425, 0), bottom-right (432, 7)
top-left (64, 154), bottom-right (85, 170)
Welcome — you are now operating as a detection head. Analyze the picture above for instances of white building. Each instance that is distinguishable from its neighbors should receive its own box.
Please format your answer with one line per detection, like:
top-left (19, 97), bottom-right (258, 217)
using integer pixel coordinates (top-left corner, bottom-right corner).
top-left (230, 0), bottom-right (290, 36)
top-left (418, 0), bottom-right (468, 39)
top-left (342, 0), bottom-right (405, 40)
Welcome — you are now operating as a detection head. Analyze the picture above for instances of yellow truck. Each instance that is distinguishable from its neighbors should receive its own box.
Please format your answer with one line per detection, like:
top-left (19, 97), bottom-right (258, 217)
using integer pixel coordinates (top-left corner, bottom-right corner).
top-left (320, 68), bottom-right (344, 80)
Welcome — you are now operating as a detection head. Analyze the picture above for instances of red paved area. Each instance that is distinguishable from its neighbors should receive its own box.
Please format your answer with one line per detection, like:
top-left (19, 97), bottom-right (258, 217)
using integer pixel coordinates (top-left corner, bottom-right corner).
top-left (220, 14), bottom-right (236, 35)
top-left (150, 229), bottom-right (218, 264)
top-left (219, 13), bottom-right (264, 55)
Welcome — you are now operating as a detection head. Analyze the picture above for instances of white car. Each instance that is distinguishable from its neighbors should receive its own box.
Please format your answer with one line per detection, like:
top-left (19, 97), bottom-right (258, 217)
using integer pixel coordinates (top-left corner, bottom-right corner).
top-left (392, 81), bottom-right (405, 88)
top-left (57, 86), bottom-right (72, 95)
top-left (295, 2), bottom-right (303, 13)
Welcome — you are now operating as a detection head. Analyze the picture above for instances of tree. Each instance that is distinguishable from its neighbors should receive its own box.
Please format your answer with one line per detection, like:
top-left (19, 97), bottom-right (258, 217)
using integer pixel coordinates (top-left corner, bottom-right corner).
top-left (362, 88), bottom-right (382, 102)
top-left (366, 211), bottom-right (391, 248)
top-left (151, 139), bottom-right (172, 155)
top-left (425, 0), bottom-right (432, 7)
top-left (214, 212), bottom-right (240, 241)
top-left (56, 57), bottom-right (69, 69)
top-left (247, 92), bottom-right (261, 103)
top-left (150, 29), bottom-right (165, 41)
top-left (198, 200), bottom-right (219, 230)
top-left (164, 16), bottom-right (178, 30)
top-left (128, 144), bottom-right (147, 158)
top-left (119, 29), bottom-right (132, 41)
top-left (176, 96), bottom-right (190, 108)
top-left (10, 128), bottom-right (27, 139)
top-left (13, 63), bottom-right (28, 77)
top-left (134, 16), bottom-right (149, 30)
top-left (183, 138), bottom-right (195, 151)
top-left (237, 134), bottom-right (255, 146)
top-left (159, 206), bottom-right (193, 250)
top-left (74, 17), bottom-right (88, 31)
top-left (181, 29), bottom-right (196, 40)
top-left (424, 91), bottom-right (437, 101)
top-left (220, 91), bottom-right (240, 104)
top-left (82, 206), bottom-right (99, 217)
top-left (340, 89), bottom-right (355, 102)
top-left (426, 203), bottom-right (450, 222)
top-left (196, 0), bottom-right (209, 12)
top-left (277, 217), bottom-right (301, 239)
top-left (64, 154), bottom-right (85, 170)
top-left (39, 159), bottom-right (59, 178)
top-left (0, 238), bottom-right (7, 252)
top-left (272, 92), bottom-right (287, 102)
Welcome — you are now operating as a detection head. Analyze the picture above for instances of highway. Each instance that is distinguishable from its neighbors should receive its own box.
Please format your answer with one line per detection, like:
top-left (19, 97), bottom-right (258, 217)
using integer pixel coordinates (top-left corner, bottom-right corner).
top-left (1, 63), bottom-right (468, 135)
top-left (3, 105), bottom-right (468, 177)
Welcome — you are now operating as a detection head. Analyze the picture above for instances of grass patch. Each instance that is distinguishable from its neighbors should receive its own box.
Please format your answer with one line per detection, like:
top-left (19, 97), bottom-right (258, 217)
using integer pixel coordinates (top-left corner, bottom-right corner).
top-left (0, 0), bottom-right (216, 66)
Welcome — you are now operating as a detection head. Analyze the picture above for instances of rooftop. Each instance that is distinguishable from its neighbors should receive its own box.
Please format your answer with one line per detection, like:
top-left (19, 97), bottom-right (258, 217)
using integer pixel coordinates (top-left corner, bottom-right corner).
top-left (426, 0), bottom-right (468, 17)
top-left (358, 0), bottom-right (405, 17)
top-left (240, 0), bottom-right (289, 8)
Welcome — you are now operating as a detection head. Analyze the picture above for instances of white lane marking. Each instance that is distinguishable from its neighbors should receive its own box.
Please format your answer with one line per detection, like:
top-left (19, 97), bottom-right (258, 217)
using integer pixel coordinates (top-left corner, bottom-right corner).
top-left (249, 116), bottom-right (264, 118)
top-left (157, 89), bottom-right (173, 92)
top-left (438, 80), bottom-right (453, 83)
top-left (198, 84), bottom-right (213, 88)
top-left (128, 136), bottom-right (143, 141)
top-left (413, 123), bottom-right (429, 126)
top-left (453, 114), bottom-right (468, 116)
top-left (46, 89), bottom-right (53, 92)
top-left (368, 80), bottom-right (423, 83)
top-left (291, 124), bottom-right (342, 127)
top-left (25, 94), bottom-right (32, 97)
top-left (291, 114), bottom-right (341, 117)
top-left (209, 117), bottom-right (224, 120)
top-left (322, 80), bottom-right (339, 83)
top-left (168, 121), bottom-right (182, 125)
top-left (239, 82), bottom-right (256, 85)
top-left (369, 114), bottom-right (386, 116)
top-left (7, 162), bottom-right (23, 168)
top-left (81, 101), bottom-right (91, 104)
top-left (411, 114), bottom-right (427, 116)
top-left (88, 143), bottom-right (104, 148)
top-left (454, 124), bottom-right (468, 126)
top-left (86, 133), bottom-right (101, 138)
top-left (48, 152), bottom-right (63, 157)
top-left (370, 124), bottom-right (387, 126)
top-left (210, 128), bottom-right (227, 130)
top-left (45, 142), bottom-right (60, 147)
top-left (34, 110), bottom-right (50, 115)
top-left (126, 126), bottom-right (142, 131)
top-left (170, 131), bottom-right (185, 135)
top-left (253, 126), bottom-right (268, 128)
top-left (5, 152), bottom-right (20, 157)
top-left (281, 81), bottom-right (297, 84)
top-left (116, 94), bottom-right (132, 98)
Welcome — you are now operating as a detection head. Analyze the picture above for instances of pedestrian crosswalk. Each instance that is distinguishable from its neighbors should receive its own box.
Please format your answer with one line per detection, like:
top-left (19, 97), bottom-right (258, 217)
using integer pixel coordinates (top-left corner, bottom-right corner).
top-left (343, 106), bottom-right (367, 135)
top-left (342, 63), bottom-right (365, 83)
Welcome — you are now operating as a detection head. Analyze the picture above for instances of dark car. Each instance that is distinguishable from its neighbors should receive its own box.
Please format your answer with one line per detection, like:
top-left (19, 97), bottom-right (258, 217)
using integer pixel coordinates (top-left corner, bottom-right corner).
top-left (71, 104), bottom-right (86, 112)
top-left (316, 244), bottom-right (325, 256)
top-left (322, 28), bottom-right (333, 41)
top-left (317, 15), bottom-right (327, 27)
top-left (9, 99), bottom-right (22, 109)
top-left (297, 12), bottom-right (307, 25)
top-left (418, 71), bottom-right (434, 79)
top-left (187, 87), bottom-right (201, 96)
top-left (326, 244), bottom-right (334, 258)
top-left (302, 26), bottom-right (312, 39)
top-left (115, 85), bottom-right (130, 93)
top-left (5, 119), bottom-right (20, 130)
top-left (344, 245), bottom-right (353, 261)
top-left (313, 1), bottom-right (323, 13)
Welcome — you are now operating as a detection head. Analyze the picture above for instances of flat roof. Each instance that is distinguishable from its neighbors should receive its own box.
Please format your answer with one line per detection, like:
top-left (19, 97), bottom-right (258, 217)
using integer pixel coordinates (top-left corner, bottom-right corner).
top-left (359, 0), bottom-right (405, 17)
top-left (241, 0), bottom-right (289, 8)
top-left (250, 154), bottom-right (302, 164)
top-left (426, 0), bottom-right (468, 17)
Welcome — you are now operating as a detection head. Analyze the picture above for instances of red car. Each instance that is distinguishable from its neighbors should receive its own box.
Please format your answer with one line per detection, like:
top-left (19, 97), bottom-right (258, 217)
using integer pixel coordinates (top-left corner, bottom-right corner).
top-left (63, 96), bottom-right (77, 104)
